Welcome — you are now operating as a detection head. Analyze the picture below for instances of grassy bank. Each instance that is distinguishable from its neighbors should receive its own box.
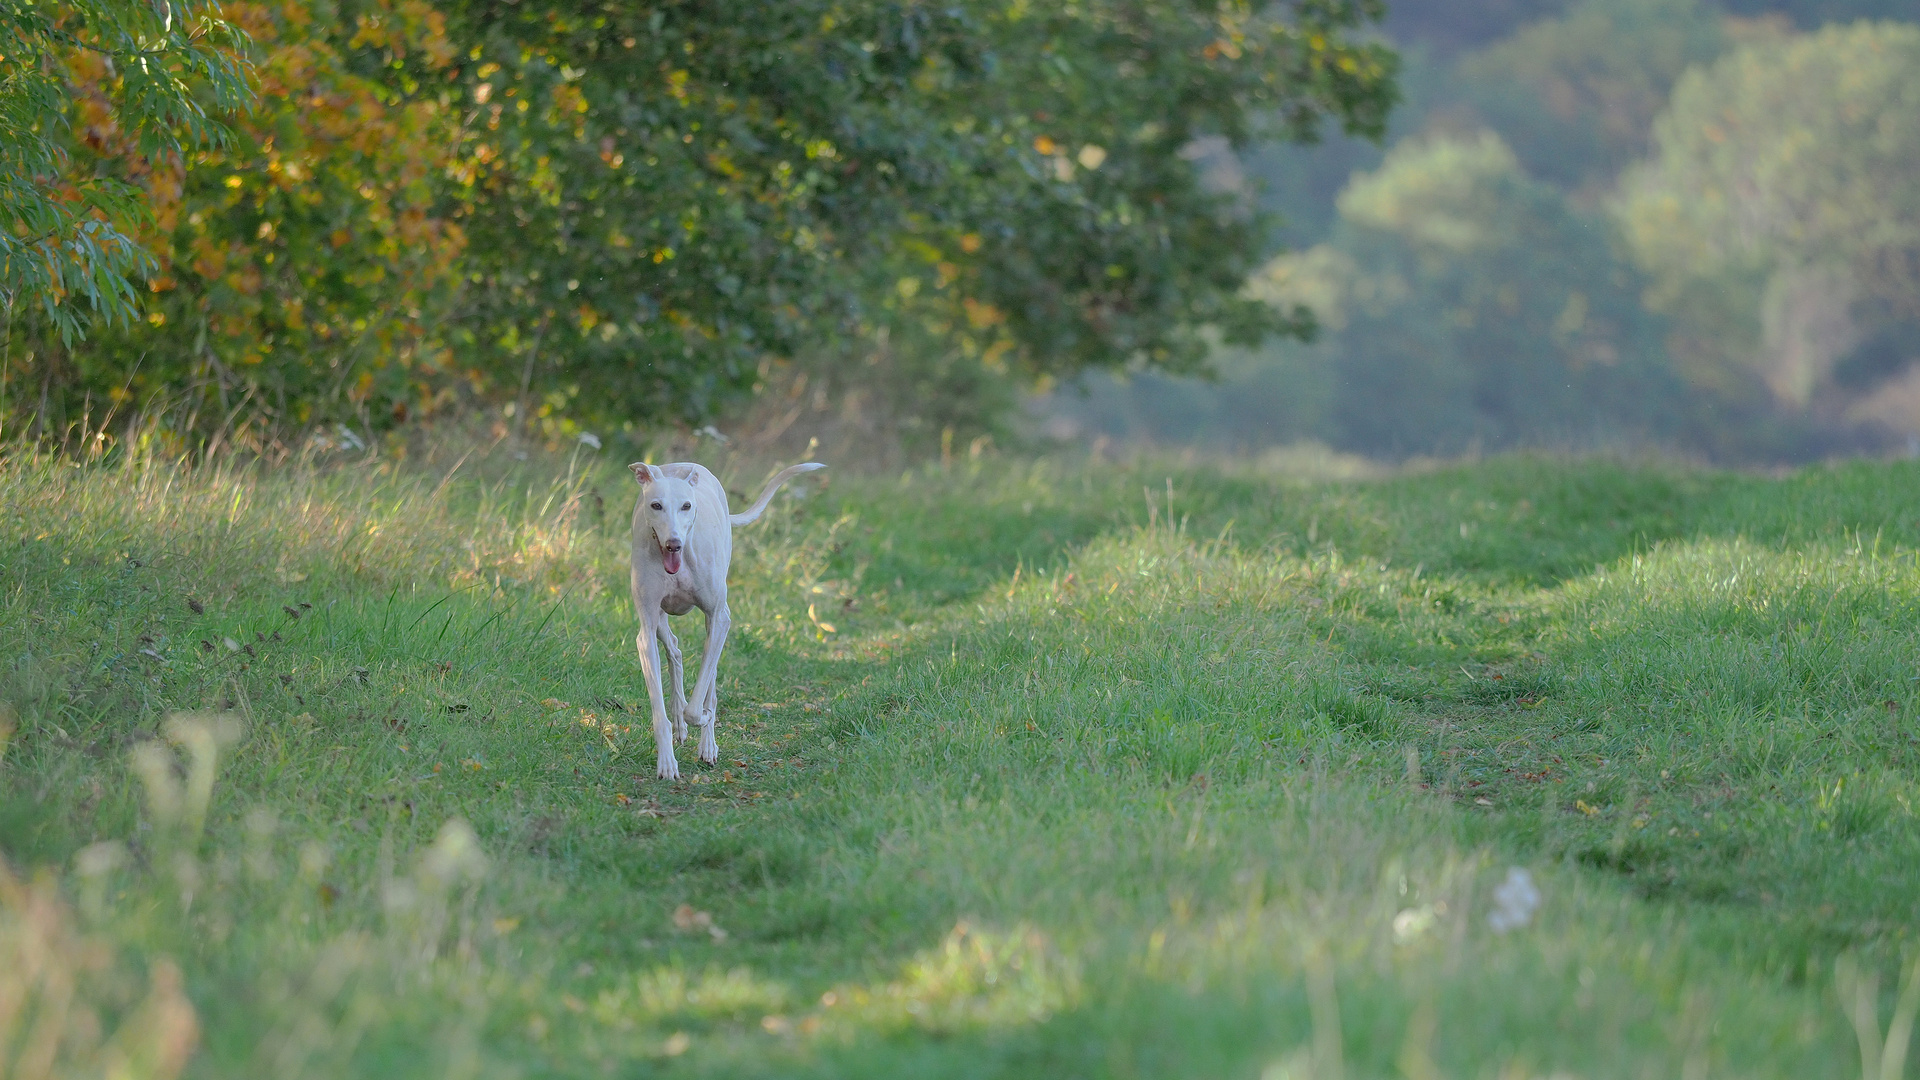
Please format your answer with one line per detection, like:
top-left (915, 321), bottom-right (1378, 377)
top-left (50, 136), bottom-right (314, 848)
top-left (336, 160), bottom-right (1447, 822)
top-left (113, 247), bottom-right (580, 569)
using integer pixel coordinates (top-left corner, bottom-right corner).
top-left (3, 439), bottom-right (1918, 1077)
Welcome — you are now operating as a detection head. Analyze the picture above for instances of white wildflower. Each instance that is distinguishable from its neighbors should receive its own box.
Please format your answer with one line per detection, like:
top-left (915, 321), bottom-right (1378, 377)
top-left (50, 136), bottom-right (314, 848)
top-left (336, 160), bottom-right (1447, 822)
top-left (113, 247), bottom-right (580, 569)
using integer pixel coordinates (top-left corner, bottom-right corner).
top-left (1488, 867), bottom-right (1541, 932)
top-left (1392, 905), bottom-right (1438, 943)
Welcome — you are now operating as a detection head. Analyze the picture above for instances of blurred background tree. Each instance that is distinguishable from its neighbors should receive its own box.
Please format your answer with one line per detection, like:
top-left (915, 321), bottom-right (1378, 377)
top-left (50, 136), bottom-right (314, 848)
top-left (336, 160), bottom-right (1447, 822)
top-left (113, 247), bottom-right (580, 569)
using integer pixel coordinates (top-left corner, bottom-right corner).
top-left (1616, 20), bottom-right (1920, 425)
top-left (1042, 0), bottom-right (1916, 461)
top-left (1452, 0), bottom-right (1727, 196)
top-left (1297, 130), bottom-right (1682, 453)
top-left (1050, 130), bottom-right (1687, 455)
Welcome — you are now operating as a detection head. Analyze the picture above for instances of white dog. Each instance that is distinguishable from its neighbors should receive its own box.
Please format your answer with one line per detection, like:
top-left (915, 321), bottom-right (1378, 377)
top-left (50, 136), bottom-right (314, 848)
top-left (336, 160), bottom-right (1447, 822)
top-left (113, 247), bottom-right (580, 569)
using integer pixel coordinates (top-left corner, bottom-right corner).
top-left (629, 459), bottom-right (825, 779)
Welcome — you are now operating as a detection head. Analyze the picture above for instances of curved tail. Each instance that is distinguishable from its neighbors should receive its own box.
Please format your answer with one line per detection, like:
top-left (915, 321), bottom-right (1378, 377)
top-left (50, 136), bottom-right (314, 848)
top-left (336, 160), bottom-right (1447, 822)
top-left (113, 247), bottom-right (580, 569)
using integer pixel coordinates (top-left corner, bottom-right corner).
top-left (730, 462), bottom-right (826, 526)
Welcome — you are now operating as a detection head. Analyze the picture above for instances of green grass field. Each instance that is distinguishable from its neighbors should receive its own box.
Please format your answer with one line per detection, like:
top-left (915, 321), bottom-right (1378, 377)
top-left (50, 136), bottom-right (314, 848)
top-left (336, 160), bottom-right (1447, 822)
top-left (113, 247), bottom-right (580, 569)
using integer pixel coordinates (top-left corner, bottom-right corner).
top-left (4, 437), bottom-right (1920, 1078)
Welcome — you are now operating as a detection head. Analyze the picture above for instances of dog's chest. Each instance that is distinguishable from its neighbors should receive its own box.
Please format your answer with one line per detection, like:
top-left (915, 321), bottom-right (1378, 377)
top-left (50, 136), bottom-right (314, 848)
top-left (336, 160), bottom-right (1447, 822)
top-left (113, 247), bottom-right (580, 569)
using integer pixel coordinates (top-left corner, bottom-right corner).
top-left (659, 575), bottom-right (699, 616)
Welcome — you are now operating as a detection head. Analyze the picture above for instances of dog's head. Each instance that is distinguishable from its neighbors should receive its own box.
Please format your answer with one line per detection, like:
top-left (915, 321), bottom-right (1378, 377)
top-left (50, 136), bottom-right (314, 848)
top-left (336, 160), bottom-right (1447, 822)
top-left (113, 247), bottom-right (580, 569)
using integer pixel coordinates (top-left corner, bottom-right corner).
top-left (630, 463), bottom-right (699, 575)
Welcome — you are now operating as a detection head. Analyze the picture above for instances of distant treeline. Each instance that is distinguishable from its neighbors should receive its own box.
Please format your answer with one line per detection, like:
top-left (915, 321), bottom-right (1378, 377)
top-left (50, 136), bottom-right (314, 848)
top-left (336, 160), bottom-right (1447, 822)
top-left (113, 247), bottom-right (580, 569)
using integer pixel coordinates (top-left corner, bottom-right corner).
top-left (1383, 0), bottom-right (1907, 50)
top-left (1047, 0), bottom-right (1920, 461)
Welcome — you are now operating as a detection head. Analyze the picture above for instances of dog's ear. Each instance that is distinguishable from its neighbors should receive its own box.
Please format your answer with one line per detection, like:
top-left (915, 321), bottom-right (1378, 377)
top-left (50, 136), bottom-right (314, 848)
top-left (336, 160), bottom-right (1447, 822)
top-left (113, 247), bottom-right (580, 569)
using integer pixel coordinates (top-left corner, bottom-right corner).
top-left (628, 462), bottom-right (661, 484)
top-left (685, 472), bottom-right (699, 485)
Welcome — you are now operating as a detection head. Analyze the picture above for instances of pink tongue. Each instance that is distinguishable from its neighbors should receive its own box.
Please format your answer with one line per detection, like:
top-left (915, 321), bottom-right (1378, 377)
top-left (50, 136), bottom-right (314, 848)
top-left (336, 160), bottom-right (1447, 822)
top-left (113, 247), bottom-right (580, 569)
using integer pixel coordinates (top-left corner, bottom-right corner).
top-left (663, 548), bottom-right (681, 575)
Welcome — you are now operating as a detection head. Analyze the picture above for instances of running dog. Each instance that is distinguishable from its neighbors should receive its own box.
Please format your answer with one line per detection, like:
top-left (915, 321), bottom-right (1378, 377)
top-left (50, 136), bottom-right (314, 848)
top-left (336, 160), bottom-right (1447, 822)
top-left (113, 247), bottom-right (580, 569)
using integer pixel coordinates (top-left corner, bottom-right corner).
top-left (629, 460), bottom-right (825, 779)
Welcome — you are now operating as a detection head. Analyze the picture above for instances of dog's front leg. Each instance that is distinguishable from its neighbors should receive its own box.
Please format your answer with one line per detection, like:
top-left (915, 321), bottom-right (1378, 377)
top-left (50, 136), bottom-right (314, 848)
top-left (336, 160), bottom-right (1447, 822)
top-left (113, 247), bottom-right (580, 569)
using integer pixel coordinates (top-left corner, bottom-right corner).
top-left (686, 602), bottom-right (731, 764)
top-left (636, 617), bottom-right (679, 780)
top-left (657, 620), bottom-right (688, 744)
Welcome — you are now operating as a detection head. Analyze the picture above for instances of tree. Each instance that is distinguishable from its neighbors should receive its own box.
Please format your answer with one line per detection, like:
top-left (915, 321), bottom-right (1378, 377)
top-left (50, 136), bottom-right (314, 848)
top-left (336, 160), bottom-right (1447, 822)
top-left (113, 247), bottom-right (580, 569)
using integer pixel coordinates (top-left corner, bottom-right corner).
top-left (0, 0), bottom-right (249, 343)
top-left (431, 0), bottom-right (1398, 432)
top-left (1455, 0), bottom-right (1728, 194)
top-left (1615, 20), bottom-right (1920, 409)
top-left (1718, 0), bottom-right (1914, 25)
top-left (1376, 0), bottom-right (1572, 53)
top-left (1251, 130), bottom-right (1684, 454)
top-left (7, 0), bottom-right (1399, 444)
top-left (8, 0), bottom-right (486, 438)
top-left (70, 0), bottom-right (467, 430)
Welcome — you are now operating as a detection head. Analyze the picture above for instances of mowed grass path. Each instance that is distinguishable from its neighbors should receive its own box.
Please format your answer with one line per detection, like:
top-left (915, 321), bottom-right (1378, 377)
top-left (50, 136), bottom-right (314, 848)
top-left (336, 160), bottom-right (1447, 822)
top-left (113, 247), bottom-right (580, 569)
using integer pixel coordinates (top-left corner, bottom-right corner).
top-left (3, 442), bottom-right (1919, 1077)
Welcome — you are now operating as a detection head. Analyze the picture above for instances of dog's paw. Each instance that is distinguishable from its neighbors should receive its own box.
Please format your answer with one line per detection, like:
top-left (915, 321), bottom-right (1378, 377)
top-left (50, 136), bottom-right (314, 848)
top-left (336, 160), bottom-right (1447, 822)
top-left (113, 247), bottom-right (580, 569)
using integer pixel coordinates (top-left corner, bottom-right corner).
top-left (673, 719), bottom-right (688, 743)
top-left (656, 753), bottom-right (681, 781)
top-left (697, 729), bottom-right (719, 763)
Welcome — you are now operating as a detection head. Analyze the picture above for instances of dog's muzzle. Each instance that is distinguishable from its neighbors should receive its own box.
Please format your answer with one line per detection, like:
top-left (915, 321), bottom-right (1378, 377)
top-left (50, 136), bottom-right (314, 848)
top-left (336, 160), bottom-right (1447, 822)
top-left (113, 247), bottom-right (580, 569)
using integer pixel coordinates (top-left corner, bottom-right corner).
top-left (661, 539), bottom-right (682, 575)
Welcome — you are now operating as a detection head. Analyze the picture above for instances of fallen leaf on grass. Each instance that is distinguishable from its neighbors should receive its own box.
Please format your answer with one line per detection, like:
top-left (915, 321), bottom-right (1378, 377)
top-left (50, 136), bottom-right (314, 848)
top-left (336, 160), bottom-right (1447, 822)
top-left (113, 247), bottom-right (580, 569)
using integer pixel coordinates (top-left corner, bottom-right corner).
top-left (807, 603), bottom-right (837, 634)
top-left (673, 903), bottom-right (728, 941)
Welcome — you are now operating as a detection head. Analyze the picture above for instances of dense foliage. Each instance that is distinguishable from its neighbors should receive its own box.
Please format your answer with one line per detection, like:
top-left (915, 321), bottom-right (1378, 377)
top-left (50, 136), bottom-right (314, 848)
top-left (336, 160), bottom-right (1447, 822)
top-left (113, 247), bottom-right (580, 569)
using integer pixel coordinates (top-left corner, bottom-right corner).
top-left (10, 0), bottom-right (1919, 461)
top-left (42, 0), bottom-right (467, 433)
top-left (414, 0), bottom-right (1398, 429)
top-left (0, 0), bottom-right (249, 345)
top-left (2, 0), bottom-right (1397, 441)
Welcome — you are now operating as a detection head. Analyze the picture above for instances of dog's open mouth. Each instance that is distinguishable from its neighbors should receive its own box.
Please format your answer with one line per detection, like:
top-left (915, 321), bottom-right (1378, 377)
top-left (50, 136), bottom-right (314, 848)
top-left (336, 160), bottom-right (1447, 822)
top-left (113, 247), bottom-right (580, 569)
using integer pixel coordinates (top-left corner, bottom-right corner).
top-left (661, 544), bottom-right (681, 575)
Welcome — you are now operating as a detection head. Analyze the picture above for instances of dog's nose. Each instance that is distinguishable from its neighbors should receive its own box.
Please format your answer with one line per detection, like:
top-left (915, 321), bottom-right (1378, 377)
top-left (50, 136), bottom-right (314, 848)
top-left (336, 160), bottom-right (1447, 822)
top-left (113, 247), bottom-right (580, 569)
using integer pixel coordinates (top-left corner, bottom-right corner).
top-left (664, 539), bottom-right (682, 552)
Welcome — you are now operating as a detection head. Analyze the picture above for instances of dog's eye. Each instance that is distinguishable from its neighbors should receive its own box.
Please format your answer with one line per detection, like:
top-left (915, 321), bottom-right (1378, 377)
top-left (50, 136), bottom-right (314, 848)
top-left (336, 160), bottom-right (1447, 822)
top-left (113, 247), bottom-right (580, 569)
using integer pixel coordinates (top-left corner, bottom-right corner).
top-left (650, 501), bottom-right (662, 510)
top-left (681, 502), bottom-right (691, 511)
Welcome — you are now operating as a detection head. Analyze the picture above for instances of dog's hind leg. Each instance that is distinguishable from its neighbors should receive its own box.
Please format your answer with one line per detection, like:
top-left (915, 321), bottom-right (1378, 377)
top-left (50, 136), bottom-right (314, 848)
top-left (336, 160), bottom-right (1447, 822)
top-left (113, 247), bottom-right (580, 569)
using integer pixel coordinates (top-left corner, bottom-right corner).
top-left (657, 619), bottom-right (688, 744)
top-left (687, 602), bottom-right (731, 764)
top-left (636, 619), bottom-right (679, 780)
